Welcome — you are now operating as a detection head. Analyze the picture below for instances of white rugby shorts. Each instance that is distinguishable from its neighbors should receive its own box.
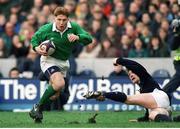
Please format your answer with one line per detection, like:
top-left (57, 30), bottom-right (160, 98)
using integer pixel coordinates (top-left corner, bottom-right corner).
top-left (40, 55), bottom-right (70, 77)
top-left (150, 88), bottom-right (170, 108)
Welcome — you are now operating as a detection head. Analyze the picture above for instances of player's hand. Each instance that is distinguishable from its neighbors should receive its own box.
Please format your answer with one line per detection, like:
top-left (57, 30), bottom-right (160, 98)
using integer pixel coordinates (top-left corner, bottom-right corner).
top-left (35, 46), bottom-right (48, 56)
top-left (67, 34), bottom-right (79, 42)
top-left (113, 58), bottom-right (118, 66)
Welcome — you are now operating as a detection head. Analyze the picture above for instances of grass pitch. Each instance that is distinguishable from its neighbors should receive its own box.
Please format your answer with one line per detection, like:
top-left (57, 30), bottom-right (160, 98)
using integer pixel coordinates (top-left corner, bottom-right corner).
top-left (0, 111), bottom-right (180, 128)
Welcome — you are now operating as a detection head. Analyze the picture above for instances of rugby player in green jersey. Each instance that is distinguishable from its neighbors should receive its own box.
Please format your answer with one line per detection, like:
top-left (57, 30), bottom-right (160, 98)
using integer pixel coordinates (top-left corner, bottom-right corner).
top-left (29, 6), bottom-right (93, 123)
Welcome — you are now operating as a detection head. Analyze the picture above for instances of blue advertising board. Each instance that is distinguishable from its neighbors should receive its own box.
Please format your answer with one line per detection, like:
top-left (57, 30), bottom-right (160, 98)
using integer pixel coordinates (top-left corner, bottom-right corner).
top-left (0, 77), bottom-right (179, 111)
top-left (0, 79), bottom-right (47, 110)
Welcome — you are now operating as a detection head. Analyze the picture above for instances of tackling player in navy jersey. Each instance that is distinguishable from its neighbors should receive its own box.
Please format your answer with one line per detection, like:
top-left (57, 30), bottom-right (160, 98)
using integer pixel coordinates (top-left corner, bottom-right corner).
top-left (84, 58), bottom-right (172, 122)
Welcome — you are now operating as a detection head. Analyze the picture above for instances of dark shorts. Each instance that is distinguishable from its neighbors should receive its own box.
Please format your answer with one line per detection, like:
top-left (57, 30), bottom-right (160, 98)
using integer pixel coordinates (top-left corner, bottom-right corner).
top-left (44, 66), bottom-right (61, 80)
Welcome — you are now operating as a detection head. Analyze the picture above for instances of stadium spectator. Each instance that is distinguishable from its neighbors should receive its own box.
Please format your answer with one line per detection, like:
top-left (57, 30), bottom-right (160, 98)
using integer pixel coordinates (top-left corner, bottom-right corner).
top-left (75, 1), bottom-right (91, 20)
top-left (9, 2), bottom-right (21, 15)
top-left (103, 25), bottom-right (118, 46)
top-left (17, 48), bottom-right (40, 78)
top-left (37, 14), bottom-right (48, 27)
top-left (84, 58), bottom-right (172, 122)
top-left (169, 3), bottom-right (179, 19)
top-left (64, 0), bottom-right (77, 18)
top-left (158, 28), bottom-right (168, 46)
top-left (127, 14), bottom-right (137, 26)
top-left (150, 12), bottom-right (163, 35)
top-left (109, 63), bottom-right (127, 77)
top-left (29, 6), bottom-right (93, 123)
top-left (128, 2), bottom-right (142, 21)
top-left (141, 13), bottom-right (151, 27)
top-left (135, 22), bottom-right (145, 37)
top-left (159, 2), bottom-right (171, 21)
top-left (148, 36), bottom-right (169, 57)
top-left (117, 34), bottom-right (132, 57)
top-left (160, 19), bottom-right (170, 33)
top-left (88, 3), bottom-right (108, 33)
top-left (9, 14), bottom-right (21, 34)
top-left (139, 26), bottom-right (152, 48)
top-left (0, 0), bottom-right (11, 16)
top-left (11, 35), bottom-right (29, 58)
top-left (19, 29), bottom-right (32, 49)
top-left (108, 14), bottom-right (122, 36)
top-left (90, 19), bottom-right (102, 42)
top-left (26, 14), bottom-right (38, 31)
top-left (95, 0), bottom-right (112, 18)
top-left (76, 18), bottom-right (87, 28)
top-left (1, 22), bottom-right (16, 57)
top-left (98, 38), bottom-right (118, 58)
top-left (33, 0), bottom-right (43, 11)
top-left (8, 67), bottom-right (20, 78)
top-left (41, 5), bottom-right (53, 23)
top-left (78, 37), bottom-right (100, 58)
top-left (148, 3), bottom-right (158, 19)
top-left (112, 1), bottom-right (125, 14)
top-left (128, 38), bottom-right (148, 58)
top-left (19, 21), bottom-right (34, 40)
top-left (124, 24), bottom-right (137, 41)
top-left (116, 11), bottom-right (126, 35)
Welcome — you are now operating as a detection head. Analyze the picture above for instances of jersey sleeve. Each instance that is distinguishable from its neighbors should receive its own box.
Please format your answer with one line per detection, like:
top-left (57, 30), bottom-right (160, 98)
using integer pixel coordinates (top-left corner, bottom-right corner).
top-left (74, 23), bottom-right (93, 46)
top-left (116, 58), bottom-right (147, 76)
top-left (31, 25), bottom-right (47, 51)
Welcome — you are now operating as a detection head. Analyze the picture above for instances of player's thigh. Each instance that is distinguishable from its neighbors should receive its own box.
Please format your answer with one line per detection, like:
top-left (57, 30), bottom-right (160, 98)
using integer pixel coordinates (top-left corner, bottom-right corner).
top-left (41, 65), bottom-right (65, 90)
top-left (149, 108), bottom-right (170, 120)
top-left (126, 93), bottom-right (157, 109)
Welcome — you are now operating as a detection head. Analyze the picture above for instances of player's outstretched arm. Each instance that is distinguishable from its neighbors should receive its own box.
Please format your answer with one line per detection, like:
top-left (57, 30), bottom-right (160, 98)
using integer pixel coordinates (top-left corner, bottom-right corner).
top-left (115, 58), bottom-right (147, 75)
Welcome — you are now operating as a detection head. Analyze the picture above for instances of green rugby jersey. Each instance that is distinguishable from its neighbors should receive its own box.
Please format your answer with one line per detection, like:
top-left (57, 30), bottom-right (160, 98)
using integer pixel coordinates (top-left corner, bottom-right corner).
top-left (31, 21), bottom-right (93, 60)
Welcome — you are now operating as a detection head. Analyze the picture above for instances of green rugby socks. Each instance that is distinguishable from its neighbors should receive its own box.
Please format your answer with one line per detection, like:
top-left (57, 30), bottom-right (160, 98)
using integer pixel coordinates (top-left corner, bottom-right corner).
top-left (39, 85), bottom-right (56, 105)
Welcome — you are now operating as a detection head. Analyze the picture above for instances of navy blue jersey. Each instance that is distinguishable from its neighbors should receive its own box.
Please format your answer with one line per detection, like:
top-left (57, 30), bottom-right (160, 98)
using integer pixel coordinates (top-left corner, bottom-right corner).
top-left (116, 58), bottom-right (161, 93)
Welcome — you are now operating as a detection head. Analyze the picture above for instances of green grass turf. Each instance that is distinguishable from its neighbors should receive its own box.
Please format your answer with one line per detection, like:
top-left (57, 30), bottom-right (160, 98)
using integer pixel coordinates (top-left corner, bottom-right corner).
top-left (0, 111), bottom-right (180, 128)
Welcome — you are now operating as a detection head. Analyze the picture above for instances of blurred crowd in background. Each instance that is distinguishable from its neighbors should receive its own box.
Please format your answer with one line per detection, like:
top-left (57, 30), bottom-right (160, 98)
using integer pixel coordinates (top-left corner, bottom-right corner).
top-left (0, 0), bottom-right (179, 78)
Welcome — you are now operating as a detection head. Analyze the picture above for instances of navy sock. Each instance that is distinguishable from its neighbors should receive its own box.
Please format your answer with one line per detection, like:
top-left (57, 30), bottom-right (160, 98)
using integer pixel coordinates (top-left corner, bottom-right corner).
top-left (173, 115), bottom-right (180, 122)
top-left (154, 114), bottom-right (172, 122)
top-left (103, 92), bottom-right (127, 103)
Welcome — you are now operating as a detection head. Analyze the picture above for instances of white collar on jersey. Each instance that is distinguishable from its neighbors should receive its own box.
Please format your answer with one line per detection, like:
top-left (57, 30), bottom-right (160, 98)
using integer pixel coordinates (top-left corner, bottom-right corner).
top-left (52, 21), bottom-right (72, 32)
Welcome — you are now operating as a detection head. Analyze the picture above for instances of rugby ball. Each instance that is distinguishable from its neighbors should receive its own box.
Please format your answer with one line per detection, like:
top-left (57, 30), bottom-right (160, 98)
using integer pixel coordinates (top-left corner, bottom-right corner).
top-left (40, 40), bottom-right (55, 55)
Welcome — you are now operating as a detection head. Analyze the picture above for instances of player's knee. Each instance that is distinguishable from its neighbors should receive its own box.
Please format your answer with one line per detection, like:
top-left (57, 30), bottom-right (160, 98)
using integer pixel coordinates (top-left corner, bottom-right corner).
top-left (149, 111), bottom-right (159, 120)
top-left (125, 96), bottom-right (137, 104)
top-left (51, 78), bottom-right (65, 91)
